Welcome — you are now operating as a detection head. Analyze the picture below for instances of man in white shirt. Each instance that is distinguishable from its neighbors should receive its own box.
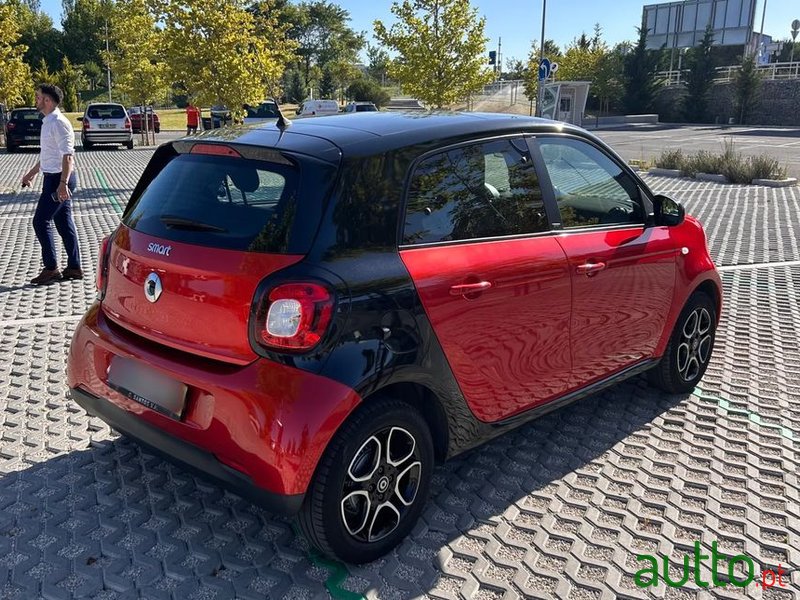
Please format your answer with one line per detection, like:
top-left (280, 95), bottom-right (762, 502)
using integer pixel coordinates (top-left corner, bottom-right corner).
top-left (21, 84), bottom-right (82, 285)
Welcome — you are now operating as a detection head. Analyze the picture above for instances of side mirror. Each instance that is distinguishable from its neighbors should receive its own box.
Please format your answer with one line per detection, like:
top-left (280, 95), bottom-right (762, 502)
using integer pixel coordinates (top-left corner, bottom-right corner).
top-left (653, 194), bottom-right (685, 227)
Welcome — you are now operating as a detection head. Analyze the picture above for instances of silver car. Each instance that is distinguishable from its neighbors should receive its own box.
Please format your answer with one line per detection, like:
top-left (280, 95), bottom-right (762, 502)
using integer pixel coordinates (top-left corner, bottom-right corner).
top-left (80, 103), bottom-right (134, 150)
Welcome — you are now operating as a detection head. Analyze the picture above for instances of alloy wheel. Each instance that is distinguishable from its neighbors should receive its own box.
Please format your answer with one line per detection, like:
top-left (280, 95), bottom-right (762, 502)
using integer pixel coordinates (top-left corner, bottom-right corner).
top-left (676, 307), bottom-right (713, 381)
top-left (340, 426), bottom-right (423, 543)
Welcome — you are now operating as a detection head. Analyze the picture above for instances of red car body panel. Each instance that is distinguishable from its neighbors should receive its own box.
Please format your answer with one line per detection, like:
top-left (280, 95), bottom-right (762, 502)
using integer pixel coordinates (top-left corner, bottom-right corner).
top-left (67, 304), bottom-right (361, 495)
top-left (654, 215), bottom-right (722, 356)
top-left (130, 112), bottom-right (160, 132)
top-left (400, 236), bottom-right (573, 422)
top-left (101, 227), bottom-right (303, 365)
top-left (554, 225), bottom-right (678, 387)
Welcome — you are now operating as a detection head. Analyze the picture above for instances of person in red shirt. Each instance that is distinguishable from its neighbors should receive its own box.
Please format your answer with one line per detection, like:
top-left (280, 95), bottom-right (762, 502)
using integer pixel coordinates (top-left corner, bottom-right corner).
top-left (186, 102), bottom-right (200, 135)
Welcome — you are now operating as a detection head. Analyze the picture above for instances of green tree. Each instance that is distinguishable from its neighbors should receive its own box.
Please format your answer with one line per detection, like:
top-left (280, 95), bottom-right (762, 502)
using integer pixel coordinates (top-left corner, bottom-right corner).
top-left (0, 3), bottom-right (33, 108)
top-left (374, 0), bottom-right (493, 109)
top-left (32, 58), bottom-right (56, 85)
top-left (289, 1), bottom-right (364, 84)
top-left (82, 60), bottom-right (103, 91)
top-left (61, 0), bottom-right (110, 67)
top-left (6, 0), bottom-right (63, 71)
top-left (109, 0), bottom-right (167, 143)
top-left (622, 26), bottom-right (661, 114)
top-left (733, 55), bottom-right (762, 124)
top-left (347, 77), bottom-right (390, 106)
top-left (158, 0), bottom-right (297, 118)
top-left (56, 56), bottom-right (84, 111)
top-left (504, 58), bottom-right (526, 80)
top-left (283, 68), bottom-right (306, 103)
top-left (684, 26), bottom-right (716, 122)
top-left (318, 66), bottom-right (336, 98)
top-left (366, 43), bottom-right (390, 83)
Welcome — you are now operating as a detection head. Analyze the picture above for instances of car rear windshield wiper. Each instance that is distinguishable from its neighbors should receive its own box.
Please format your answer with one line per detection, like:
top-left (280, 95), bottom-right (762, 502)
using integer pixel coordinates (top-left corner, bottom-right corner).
top-left (160, 215), bottom-right (227, 232)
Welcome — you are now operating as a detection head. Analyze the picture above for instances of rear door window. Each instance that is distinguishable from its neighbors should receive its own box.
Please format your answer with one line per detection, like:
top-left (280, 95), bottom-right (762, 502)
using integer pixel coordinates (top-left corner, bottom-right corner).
top-left (123, 153), bottom-right (331, 254)
top-left (403, 137), bottom-right (549, 245)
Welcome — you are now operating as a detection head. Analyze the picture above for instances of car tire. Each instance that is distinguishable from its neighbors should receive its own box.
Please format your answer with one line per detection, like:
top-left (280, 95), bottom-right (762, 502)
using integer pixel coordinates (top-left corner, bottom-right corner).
top-left (648, 291), bottom-right (716, 394)
top-left (6, 142), bottom-right (16, 153)
top-left (298, 398), bottom-right (434, 564)
top-left (82, 139), bottom-right (93, 150)
top-left (155, 126), bottom-right (160, 133)
top-left (125, 140), bottom-right (134, 150)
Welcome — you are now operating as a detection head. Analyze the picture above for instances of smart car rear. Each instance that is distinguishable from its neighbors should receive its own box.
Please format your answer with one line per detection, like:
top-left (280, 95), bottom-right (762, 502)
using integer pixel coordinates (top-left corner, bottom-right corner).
top-left (69, 113), bottom-right (721, 565)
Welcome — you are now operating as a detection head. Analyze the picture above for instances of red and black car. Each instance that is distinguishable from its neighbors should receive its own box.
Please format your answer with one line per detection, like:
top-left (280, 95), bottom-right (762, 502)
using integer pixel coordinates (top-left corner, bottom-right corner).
top-left (67, 112), bottom-right (722, 563)
top-left (128, 106), bottom-right (161, 133)
top-left (5, 107), bottom-right (43, 152)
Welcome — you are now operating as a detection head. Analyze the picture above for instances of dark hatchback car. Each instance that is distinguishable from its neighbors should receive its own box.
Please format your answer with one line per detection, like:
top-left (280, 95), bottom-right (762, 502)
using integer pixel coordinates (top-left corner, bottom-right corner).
top-left (5, 107), bottom-right (43, 152)
top-left (68, 112), bottom-right (721, 563)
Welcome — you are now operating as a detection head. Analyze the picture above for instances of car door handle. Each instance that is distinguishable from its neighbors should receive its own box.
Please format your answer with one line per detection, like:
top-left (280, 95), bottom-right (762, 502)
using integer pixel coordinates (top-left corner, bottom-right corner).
top-left (576, 262), bottom-right (607, 275)
top-left (449, 281), bottom-right (492, 295)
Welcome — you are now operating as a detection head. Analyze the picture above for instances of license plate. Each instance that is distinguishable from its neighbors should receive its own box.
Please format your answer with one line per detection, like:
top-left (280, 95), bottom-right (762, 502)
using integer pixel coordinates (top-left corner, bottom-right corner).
top-left (99, 124), bottom-right (116, 129)
top-left (107, 357), bottom-right (187, 419)
top-left (23, 136), bottom-right (38, 141)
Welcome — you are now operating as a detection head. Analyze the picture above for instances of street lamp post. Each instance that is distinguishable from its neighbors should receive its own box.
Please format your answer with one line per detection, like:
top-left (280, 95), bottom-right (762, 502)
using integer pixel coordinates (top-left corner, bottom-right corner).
top-left (105, 19), bottom-right (112, 101)
top-left (536, 0), bottom-right (546, 117)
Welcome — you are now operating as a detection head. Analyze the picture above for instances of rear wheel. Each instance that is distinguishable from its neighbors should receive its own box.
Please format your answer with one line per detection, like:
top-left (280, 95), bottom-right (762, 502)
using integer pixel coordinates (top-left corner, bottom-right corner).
top-left (6, 142), bottom-right (16, 153)
top-left (82, 139), bottom-right (93, 150)
top-left (649, 291), bottom-right (716, 394)
top-left (125, 140), bottom-right (134, 150)
top-left (298, 398), bottom-right (434, 563)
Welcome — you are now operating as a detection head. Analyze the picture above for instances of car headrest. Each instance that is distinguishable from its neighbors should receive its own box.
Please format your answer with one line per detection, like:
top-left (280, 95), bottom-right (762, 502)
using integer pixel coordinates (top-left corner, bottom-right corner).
top-left (230, 168), bottom-right (260, 193)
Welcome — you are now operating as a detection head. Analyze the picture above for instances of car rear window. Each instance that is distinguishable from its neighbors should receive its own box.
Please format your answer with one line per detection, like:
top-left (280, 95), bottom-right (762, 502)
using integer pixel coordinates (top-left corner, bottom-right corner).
top-left (12, 110), bottom-right (41, 120)
top-left (123, 153), bottom-right (333, 254)
top-left (87, 105), bottom-right (126, 119)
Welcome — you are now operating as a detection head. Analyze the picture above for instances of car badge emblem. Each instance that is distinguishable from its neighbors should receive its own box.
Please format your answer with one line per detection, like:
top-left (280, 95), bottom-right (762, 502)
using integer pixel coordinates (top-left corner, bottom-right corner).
top-left (144, 272), bottom-right (163, 303)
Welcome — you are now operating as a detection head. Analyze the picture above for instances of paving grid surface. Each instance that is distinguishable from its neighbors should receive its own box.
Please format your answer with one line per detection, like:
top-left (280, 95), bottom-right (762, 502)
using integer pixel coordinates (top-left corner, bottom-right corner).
top-left (0, 140), bottom-right (798, 599)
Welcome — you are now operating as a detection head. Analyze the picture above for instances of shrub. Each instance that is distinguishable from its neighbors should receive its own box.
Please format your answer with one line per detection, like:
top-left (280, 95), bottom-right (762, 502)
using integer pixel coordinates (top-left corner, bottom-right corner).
top-left (346, 78), bottom-right (391, 108)
top-left (655, 149), bottom-right (685, 171)
top-left (683, 150), bottom-right (722, 178)
top-left (746, 155), bottom-right (786, 181)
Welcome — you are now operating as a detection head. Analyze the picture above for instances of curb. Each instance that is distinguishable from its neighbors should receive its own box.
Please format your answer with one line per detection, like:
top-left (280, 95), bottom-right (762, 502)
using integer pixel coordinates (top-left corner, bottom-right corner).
top-left (751, 177), bottom-right (798, 188)
top-left (696, 173), bottom-right (729, 183)
top-left (648, 168), bottom-right (682, 177)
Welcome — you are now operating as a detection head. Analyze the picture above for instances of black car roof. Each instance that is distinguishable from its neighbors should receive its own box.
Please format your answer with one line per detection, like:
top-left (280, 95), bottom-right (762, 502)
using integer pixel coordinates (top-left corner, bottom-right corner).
top-left (192, 111), bottom-right (589, 161)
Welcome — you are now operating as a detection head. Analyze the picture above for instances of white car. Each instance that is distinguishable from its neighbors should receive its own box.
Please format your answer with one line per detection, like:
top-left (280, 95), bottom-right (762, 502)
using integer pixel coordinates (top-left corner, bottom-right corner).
top-left (296, 99), bottom-right (340, 117)
top-left (80, 103), bottom-right (133, 150)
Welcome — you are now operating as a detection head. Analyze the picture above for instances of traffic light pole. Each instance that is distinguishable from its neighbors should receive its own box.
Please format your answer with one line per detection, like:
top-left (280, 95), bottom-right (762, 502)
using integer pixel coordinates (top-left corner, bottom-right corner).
top-left (536, 0), bottom-right (547, 117)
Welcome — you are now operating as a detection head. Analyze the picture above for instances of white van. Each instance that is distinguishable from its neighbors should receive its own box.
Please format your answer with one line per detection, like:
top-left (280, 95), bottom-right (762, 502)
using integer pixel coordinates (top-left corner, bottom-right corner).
top-left (297, 99), bottom-right (340, 117)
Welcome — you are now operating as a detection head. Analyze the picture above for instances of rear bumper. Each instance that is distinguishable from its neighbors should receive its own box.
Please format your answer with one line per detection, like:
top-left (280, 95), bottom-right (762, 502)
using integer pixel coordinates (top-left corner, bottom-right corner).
top-left (8, 133), bottom-right (40, 146)
top-left (67, 303), bottom-right (361, 501)
top-left (72, 386), bottom-right (303, 515)
top-left (83, 131), bottom-right (132, 143)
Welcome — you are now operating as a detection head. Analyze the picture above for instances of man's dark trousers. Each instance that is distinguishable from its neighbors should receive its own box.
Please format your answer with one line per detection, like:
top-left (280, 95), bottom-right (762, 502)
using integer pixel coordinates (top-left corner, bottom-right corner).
top-left (33, 171), bottom-right (80, 270)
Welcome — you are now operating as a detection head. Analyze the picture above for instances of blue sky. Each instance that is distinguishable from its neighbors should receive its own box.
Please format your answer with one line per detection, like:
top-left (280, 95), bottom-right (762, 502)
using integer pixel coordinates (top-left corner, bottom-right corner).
top-left (39, 0), bottom-right (797, 65)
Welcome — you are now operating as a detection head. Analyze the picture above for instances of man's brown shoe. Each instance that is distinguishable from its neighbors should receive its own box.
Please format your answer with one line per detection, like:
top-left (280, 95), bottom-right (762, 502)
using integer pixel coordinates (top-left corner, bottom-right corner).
top-left (30, 268), bottom-right (62, 285)
top-left (62, 267), bottom-right (84, 280)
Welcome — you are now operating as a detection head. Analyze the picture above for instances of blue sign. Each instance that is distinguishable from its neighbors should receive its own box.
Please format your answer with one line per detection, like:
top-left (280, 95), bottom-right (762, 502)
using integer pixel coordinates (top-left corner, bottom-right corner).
top-left (538, 58), bottom-right (551, 82)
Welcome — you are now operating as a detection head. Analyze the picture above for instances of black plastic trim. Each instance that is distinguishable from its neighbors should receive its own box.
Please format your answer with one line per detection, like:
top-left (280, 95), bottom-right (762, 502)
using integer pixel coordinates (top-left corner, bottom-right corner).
top-left (71, 387), bottom-right (304, 515)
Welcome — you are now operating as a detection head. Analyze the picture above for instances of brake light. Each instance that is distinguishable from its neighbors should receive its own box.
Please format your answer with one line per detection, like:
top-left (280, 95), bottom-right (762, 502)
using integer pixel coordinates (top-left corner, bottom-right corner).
top-left (83, 119), bottom-right (90, 130)
top-left (96, 235), bottom-right (111, 297)
top-left (258, 283), bottom-right (334, 351)
top-left (190, 143), bottom-right (242, 157)
top-left (124, 118), bottom-right (131, 129)
top-left (7, 122), bottom-right (15, 130)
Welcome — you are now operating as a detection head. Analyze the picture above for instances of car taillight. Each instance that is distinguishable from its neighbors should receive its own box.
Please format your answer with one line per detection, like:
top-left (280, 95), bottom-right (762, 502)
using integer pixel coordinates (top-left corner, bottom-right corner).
top-left (6, 122), bottom-right (15, 130)
top-left (258, 283), bottom-right (334, 352)
top-left (83, 120), bottom-right (90, 130)
top-left (124, 118), bottom-right (131, 129)
top-left (96, 235), bottom-right (111, 298)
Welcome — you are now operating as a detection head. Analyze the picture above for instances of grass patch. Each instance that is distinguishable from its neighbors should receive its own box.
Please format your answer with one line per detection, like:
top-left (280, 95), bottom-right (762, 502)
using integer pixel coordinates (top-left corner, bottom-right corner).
top-left (654, 139), bottom-right (787, 183)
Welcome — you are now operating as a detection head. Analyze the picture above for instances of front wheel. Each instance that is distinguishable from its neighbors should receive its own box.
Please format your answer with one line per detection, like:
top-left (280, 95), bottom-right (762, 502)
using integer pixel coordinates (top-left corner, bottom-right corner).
top-left (298, 398), bottom-right (434, 563)
top-left (649, 291), bottom-right (716, 394)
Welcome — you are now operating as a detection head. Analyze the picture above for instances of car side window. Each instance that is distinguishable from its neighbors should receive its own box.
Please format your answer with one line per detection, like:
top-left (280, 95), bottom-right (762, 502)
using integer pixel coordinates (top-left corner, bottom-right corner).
top-left (403, 138), bottom-right (548, 245)
top-left (538, 137), bottom-right (644, 229)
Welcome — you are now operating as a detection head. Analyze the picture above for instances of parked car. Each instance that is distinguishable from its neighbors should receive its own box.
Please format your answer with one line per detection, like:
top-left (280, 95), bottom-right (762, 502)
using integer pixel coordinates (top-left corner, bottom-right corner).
top-left (243, 100), bottom-right (280, 124)
top-left (343, 101), bottom-right (378, 113)
top-left (5, 107), bottom-right (43, 152)
top-left (128, 106), bottom-right (160, 133)
top-left (209, 105), bottom-right (232, 128)
top-left (67, 112), bottom-right (721, 564)
top-left (80, 103), bottom-right (133, 150)
top-left (296, 99), bottom-right (339, 116)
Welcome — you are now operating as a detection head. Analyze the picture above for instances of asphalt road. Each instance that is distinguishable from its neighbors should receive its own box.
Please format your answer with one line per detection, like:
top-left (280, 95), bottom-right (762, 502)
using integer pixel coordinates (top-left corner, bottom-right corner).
top-left (594, 124), bottom-right (800, 178)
